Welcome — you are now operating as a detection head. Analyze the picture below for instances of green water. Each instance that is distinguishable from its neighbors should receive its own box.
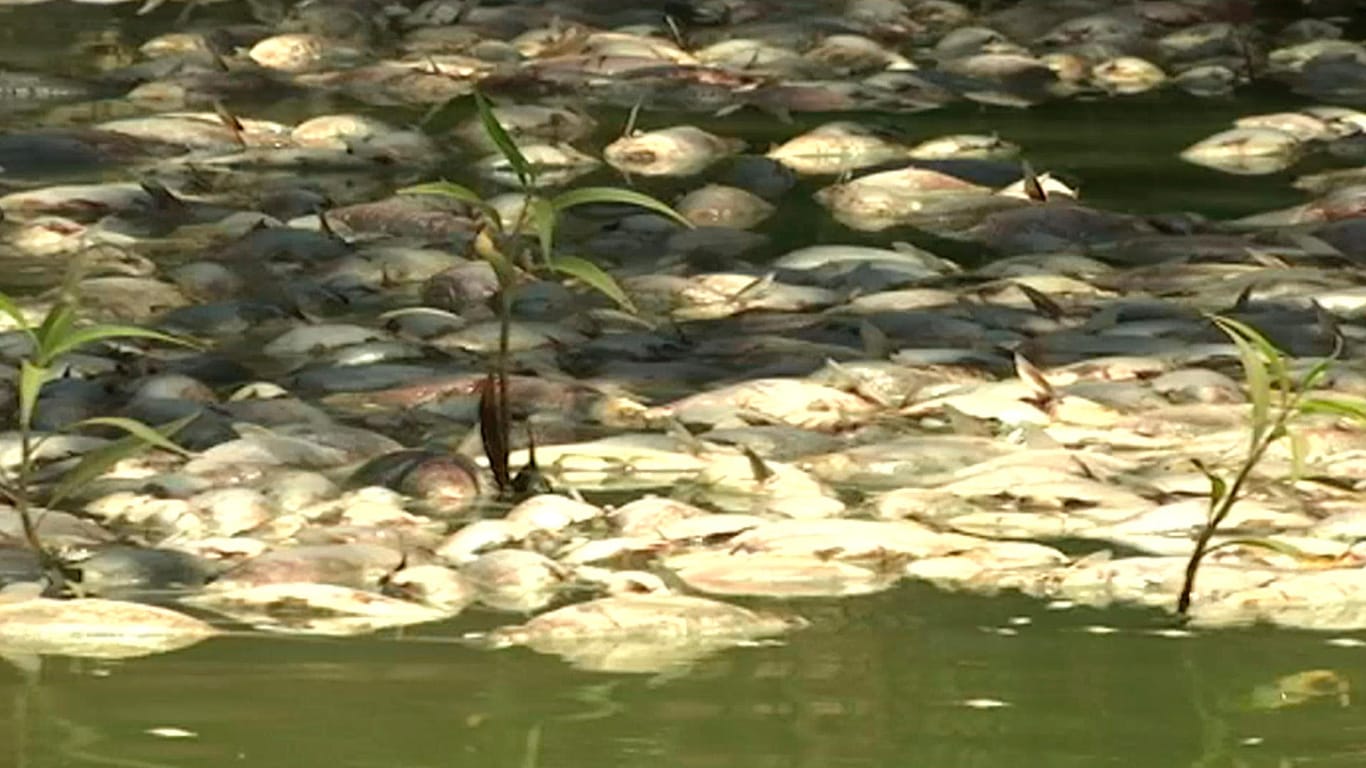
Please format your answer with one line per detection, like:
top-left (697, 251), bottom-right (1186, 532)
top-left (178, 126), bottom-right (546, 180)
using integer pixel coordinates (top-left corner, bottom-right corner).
top-left (5, 586), bottom-right (1366, 767)
top-left (5, 4), bottom-right (1366, 766)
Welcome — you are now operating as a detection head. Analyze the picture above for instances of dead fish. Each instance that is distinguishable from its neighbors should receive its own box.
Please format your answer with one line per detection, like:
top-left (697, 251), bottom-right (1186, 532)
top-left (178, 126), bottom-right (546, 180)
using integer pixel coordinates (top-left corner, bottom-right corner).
top-left (675, 184), bottom-right (775, 229)
top-left (97, 112), bottom-right (292, 151)
top-left (774, 243), bottom-right (956, 275)
top-left (325, 194), bottom-right (475, 238)
top-left (803, 435), bottom-right (1013, 488)
top-left (347, 449), bottom-right (481, 510)
top-left (1189, 568), bottom-right (1366, 631)
top-left (484, 593), bottom-right (800, 644)
top-left (1173, 64), bottom-right (1239, 97)
top-left (384, 565), bottom-right (474, 612)
top-left (291, 113), bottom-right (407, 149)
top-left (804, 34), bottom-right (915, 75)
top-left (730, 518), bottom-right (973, 560)
top-left (966, 201), bottom-right (1153, 254)
top-left (183, 582), bottom-right (448, 636)
top-left (667, 550), bottom-right (897, 598)
top-left (766, 121), bottom-right (910, 175)
top-left (695, 39), bottom-right (808, 77)
top-left (1091, 57), bottom-right (1167, 94)
top-left (0, 182), bottom-right (154, 218)
top-left (1234, 112), bottom-right (1335, 142)
top-left (247, 32), bottom-right (365, 73)
top-left (475, 142), bottom-right (599, 187)
top-left (216, 543), bottom-right (403, 589)
top-left (460, 549), bottom-right (568, 612)
top-left (437, 520), bottom-right (529, 565)
top-left (1245, 669), bottom-right (1351, 710)
top-left (908, 133), bottom-right (1019, 160)
top-left (648, 378), bottom-right (878, 431)
top-left (452, 103), bottom-right (596, 151)
top-left (1181, 126), bottom-right (1304, 175)
top-left (502, 433), bottom-right (706, 491)
top-left (0, 597), bottom-right (217, 659)
top-left (604, 126), bottom-right (743, 177)
top-left (627, 272), bottom-right (837, 320)
top-left (815, 165), bottom-right (995, 231)
top-left (480, 593), bottom-right (803, 673)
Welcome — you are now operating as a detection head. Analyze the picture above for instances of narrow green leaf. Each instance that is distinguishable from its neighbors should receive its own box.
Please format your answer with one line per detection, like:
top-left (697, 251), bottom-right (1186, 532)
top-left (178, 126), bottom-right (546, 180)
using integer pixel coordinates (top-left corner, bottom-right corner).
top-left (1191, 458), bottom-right (1227, 514)
top-left (47, 414), bottom-right (195, 507)
top-left (34, 303), bottom-right (76, 362)
top-left (549, 255), bottom-right (637, 313)
top-left (1298, 357), bottom-right (1335, 392)
top-left (529, 197), bottom-right (557, 265)
top-left (474, 90), bottom-right (532, 188)
top-left (1299, 396), bottom-right (1366, 424)
top-left (1212, 316), bottom-right (1271, 446)
top-left (1202, 537), bottom-right (1327, 563)
top-left (0, 291), bottom-right (35, 341)
top-left (398, 181), bottom-right (502, 230)
top-left (37, 324), bottom-right (198, 366)
top-left (550, 186), bottom-right (693, 228)
top-left (1288, 428), bottom-right (1308, 481)
top-left (417, 94), bottom-right (473, 135)
top-left (69, 416), bottom-right (193, 457)
top-left (17, 361), bottom-right (49, 431)
top-left (1214, 316), bottom-right (1290, 395)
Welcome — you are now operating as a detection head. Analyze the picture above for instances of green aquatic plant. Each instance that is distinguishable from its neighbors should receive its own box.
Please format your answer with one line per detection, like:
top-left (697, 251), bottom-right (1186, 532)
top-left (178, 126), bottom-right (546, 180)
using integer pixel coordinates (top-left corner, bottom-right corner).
top-left (1178, 315), bottom-right (1366, 616)
top-left (0, 263), bottom-right (196, 571)
top-left (403, 90), bottom-right (691, 494)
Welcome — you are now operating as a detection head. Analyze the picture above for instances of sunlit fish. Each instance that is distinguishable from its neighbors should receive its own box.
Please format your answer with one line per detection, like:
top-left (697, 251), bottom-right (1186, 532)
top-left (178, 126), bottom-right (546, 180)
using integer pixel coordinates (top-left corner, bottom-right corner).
top-left (604, 126), bottom-right (743, 177)
top-left (766, 121), bottom-right (910, 175)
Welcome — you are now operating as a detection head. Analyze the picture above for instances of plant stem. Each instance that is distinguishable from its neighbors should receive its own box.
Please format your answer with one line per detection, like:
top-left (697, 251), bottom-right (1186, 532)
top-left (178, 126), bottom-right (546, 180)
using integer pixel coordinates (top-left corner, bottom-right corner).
top-left (1176, 415), bottom-right (1286, 615)
top-left (495, 274), bottom-right (511, 498)
top-left (14, 412), bottom-right (42, 556)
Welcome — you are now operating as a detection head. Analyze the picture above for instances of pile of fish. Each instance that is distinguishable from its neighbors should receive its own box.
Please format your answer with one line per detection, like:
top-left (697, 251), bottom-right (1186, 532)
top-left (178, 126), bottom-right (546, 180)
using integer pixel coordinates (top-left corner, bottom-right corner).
top-left (1, 0), bottom-right (1366, 673)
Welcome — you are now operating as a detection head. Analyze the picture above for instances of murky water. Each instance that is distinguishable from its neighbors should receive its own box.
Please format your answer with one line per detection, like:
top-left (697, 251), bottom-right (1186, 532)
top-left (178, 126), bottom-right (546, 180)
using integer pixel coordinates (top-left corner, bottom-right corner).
top-left (5, 585), bottom-right (1366, 767)
top-left (4, 2), bottom-right (1366, 766)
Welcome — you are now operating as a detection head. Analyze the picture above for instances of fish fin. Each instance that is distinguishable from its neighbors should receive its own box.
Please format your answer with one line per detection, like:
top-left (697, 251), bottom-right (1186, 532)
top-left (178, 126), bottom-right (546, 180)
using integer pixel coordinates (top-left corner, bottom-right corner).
top-left (942, 405), bottom-right (993, 436)
top-left (859, 319), bottom-right (890, 359)
top-left (1021, 159), bottom-right (1047, 202)
top-left (664, 417), bottom-right (707, 454)
top-left (140, 180), bottom-right (188, 213)
top-left (318, 209), bottom-right (344, 242)
top-left (213, 100), bottom-right (247, 147)
top-left (1016, 282), bottom-right (1065, 320)
top-left (740, 445), bottom-right (775, 483)
top-left (1014, 350), bottom-right (1055, 405)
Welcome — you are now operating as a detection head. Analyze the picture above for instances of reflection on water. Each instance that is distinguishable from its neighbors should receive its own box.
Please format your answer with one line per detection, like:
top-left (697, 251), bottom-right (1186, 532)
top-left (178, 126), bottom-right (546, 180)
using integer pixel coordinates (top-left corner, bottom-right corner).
top-left (4, 585), bottom-right (1366, 767)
